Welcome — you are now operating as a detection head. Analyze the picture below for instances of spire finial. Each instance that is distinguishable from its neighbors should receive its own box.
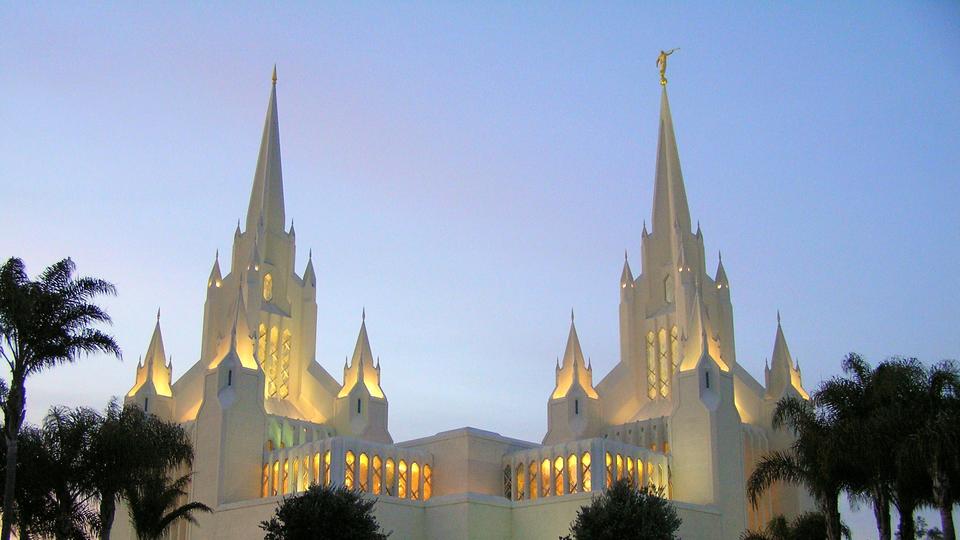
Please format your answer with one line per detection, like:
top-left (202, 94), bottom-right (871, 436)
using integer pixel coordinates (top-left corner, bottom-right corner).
top-left (215, 249), bottom-right (219, 261)
top-left (777, 310), bottom-right (781, 325)
top-left (308, 248), bottom-right (312, 260)
top-left (624, 249), bottom-right (628, 262)
top-left (718, 250), bottom-right (722, 263)
top-left (272, 64), bottom-right (277, 85)
top-left (156, 307), bottom-right (161, 322)
top-left (570, 308), bottom-right (575, 323)
top-left (362, 307), bottom-right (366, 322)
top-left (656, 48), bottom-right (679, 86)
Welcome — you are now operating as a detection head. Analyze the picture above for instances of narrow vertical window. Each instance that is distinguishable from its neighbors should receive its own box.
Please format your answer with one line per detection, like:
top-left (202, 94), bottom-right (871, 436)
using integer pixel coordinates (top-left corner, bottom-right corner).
top-left (357, 399), bottom-right (362, 414)
top-left (554, 456), bottom-right (564, 496)
top-left (323, 451), bottom-right (331, 486)
top-left (227, 370), bottom-right (232, 386)
top-left (267, 327), bottom-right (280, 397)
top-left (503, 465), bottom-right (512, 499)
top-left (664, 274), bottom-right (674, 303)
top-left (567, 454), bottom-right (578, 493)
top-left (581, 452), bottom-right (592, 492)
top-left (670, 326), bottom-right (680, 371)
top-left (515, 463), bottom-right (525, 500)
top-left (705, 371), bottom-right (711, 388)
top-left (385, 458), bottom-right (396, 496)
top-left (398, 460), bottom-right (408, 498)
top-left (540, 459), bottom-right (551, 497)
top-left (344, 451), bottom-right (355, 490)
top-left (263, 273), bottom-right (273, 301)
top-left (282, 459), bottom-right (289, 494)
top-left (258, 323), bottom-right (267, 369)
top-left (574, 399), bottom-right (579, 415)
top-left (278, 329), bottom-right (291, 398)
top-left (646, 331), bottom-right (657, 399)
top-left (605, 452), bottom-right (613, 488)
top-left (272, 460), bottom-right (279, 496)
top-left (410, 462), bottom-right (421, 500)
top-left (423, 464), bottom-right (433, 501)
top-left (302, 456), bottom-right (309, 490)
top-left (292, 459), bottom-right (299, 492)
top-left (312, 452), bottom-right (320, 485)
top-left (261, 464), bottom-right (270, 497)
top-left (144, 397), bottom-right (148, 412)
top-left (528, 462), bottom-right (538, 500)
top-left (359, 453), bottom-right (369, 492)
top-left (372, 455), bottom-right (382, 495)
top-left (647, 462), bottom-right (655, 489)
top-left (659, 329), bottom-right (670, 397)
top-left (616, 454), bottom-right (624, 481)
top-left (626, 456), bottom-right (635, 487)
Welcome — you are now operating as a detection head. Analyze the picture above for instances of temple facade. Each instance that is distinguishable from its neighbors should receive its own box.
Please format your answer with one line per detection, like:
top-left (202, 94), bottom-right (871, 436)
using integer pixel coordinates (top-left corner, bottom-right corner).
top-left (113, 69), bottom-right (813, 540)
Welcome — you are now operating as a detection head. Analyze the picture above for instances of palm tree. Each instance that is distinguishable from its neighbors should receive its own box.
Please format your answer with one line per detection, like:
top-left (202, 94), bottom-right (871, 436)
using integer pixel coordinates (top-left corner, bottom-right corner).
top-left (86, 401), bottom-right (194, 540)
top-left (740, 512), bottom-right (851, 540)
top-left (0, 257), bottom-right (120, 540)
top-left (912, 361), bottom-right (959, 540)
top-left (123, 473), bottom-right (211, 540)
top-left (747, 396), bottom-right (854, 540)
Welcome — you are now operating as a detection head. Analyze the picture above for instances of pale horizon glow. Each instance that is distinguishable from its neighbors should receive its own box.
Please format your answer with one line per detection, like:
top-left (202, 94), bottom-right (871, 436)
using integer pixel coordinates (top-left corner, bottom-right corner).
top-left (1, 3), bottom-right (958, 536)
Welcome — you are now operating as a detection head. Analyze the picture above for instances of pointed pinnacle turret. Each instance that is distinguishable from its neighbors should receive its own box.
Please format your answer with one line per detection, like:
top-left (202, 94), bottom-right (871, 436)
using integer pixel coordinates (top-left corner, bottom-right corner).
top-left (245, 69), bottom-right (286, 237)
top-left (715, 251), bottom-right (728, 288)
top-left (621, 251), bottom-right (634, 286)
top-left (272, 64), bottom-right (277, 85)
top-left (127, 316), bottom-right (173, 398)
top-left (208, 250), bottom-right (223, 288)
top-left (550, 316), bottom-right (599, 399)
top-left (766, 313), bottom-right (809, 399)
top-left (339, 313), bottom-right (385, 399)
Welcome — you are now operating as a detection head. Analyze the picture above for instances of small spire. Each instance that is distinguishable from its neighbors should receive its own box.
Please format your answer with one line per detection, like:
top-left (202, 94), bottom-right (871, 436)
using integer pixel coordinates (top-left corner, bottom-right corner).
top-left (556, 357), bottom-right (560, 370)
top-left (308, 248), bottom-right (312, 260)
top-left (624, 249), bottom-right (628, 262)
top-left (362, 307), bottom-right (366, 322)
top-left (156, 307), bottom-right (161, 321)
top-left (777, 310), bottom-right (781, 325)
top-left (718, 250), bottom-right (722, 263)
top-left (570, 308), bottom-right (575, 323)
top-left (272, 64), bottom-right (277, 85)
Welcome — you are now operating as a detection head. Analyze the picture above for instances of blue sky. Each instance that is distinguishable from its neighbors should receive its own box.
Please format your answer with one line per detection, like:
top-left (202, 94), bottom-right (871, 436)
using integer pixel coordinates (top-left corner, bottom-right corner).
top-left (1, 2), bottom-right (958, 535)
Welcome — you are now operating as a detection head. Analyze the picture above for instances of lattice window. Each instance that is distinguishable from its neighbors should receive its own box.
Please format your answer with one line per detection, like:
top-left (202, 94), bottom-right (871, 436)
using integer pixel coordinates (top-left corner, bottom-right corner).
top-left (581, 452), bottom-right (592, 491)
top-left (272, 461), bottom-right (279, 496)
top-left (410, 462), bottom-right (421, 500)
top-left (554, 456), bottom-right (564, 496)
top-left (323, 451), bottom-right (331, 486)
top-left (659, 328), bottom-right (670, 397)
top-left (261, 464), bottom-right (269, 497)
top-left (372, 455), bottom-right (382, 495)
top-left (540, 459), bottom-right (551, 497)
top-left (385, 458), bottom-right (395, 496)
top-left (258, 324), bottom-right (267, 369)
top-left (282, 459), bottom-right (289, 494)
top-left (670, 326), bottom-right (680, 372)
top-left (515, 464), bottom-right (525, 500)
top-left (344, 451), bottom-right (355, 490)
top-left (605, 452), bottom-right (613, 488)
top-left (423, 464), bottom-right (432, 501)
top-left (503, 465), bottom-right (512, 499)
top-left (398, 460), bottom-right (407, 499)
top-left (529, 462), bottom-right (538, 500)
top-left (646, 331), bottom-right (657, 399)
top-left (358, 453), bottom-right (369, 492)
top-left (278, 329), bottom-right (291, 398)
top-left (263, 273), bottom-right (273, 301)
top-left (266, 327), bottom-right (279, 397)
top-left (567, 454), bottom-right (578, 493)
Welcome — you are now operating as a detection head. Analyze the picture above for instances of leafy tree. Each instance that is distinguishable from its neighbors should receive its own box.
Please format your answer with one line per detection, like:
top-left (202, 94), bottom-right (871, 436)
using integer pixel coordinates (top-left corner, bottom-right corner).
top-left (0, 257), bottom-right (120, 540)
top-left (87, 401), bottom-right (194, 540)
top-left (123, 472), bottom-right (211, 540)
top-left (561, 479), bottom-right (681, 540)
top-left (747, 397), bottom-right (853, 540)
top-left (740, 512), bottom-right (850, 540)
top-left (261, 483), bottom-right (389, 540)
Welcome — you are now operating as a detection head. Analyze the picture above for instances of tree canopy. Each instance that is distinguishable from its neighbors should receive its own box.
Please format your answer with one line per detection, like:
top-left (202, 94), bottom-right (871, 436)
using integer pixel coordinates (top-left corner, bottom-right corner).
top-left (261, 483), bottom-right (389, 540)
top-left (562, 479), bottom-right (681, 540)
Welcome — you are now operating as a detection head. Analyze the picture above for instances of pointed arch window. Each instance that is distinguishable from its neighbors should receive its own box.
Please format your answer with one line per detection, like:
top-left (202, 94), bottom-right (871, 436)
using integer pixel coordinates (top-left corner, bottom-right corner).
top-left (282, 459), bottom-right (289, 494)
top-left (385, 458), bottom-right (396, 496)
top-left (515, 463), bottom-right (525, 500)
top-left (410, 462), bottom-right (421, 500)
top-left (398, 460), bottom-right (408, 499)
top-left (658, 329), bottom-right (670, 397)
top-left (616, 454), bottom-right (624, 481)
top-left (312, 452), bottom-right (320, 485)
top-left (554, 456), bottom-right (564, 496)
top-left (646, 331), bottom-right (657, 400)
top-left (540, 458), bottom-right (551, 497)
top-left (626, 456), bottom-right (635, 487)
top-left (664, 274), bottom-right (674, 304)
top-left (670, 326), bottom-right (680, 372)
top-left (358, 453), bottom-right (369, 492)
top-left (344, 451), bottom-right (355, 490)
top-left (323, 450), bottom-right (331, 486)
top-left (567, 454), bottom-right (578, 493)
top-left (528, 462), bottom-right (538, 500)
top-left (372, 455), bottom-right (382, 495)
top-left (292, 459), bottom-right (299, 492)
top-left (261, 463), bottom-right (270, 497)
top-left (272, 460), bottom-right (280, 496)
top-left (605, 452), bottom-right (613, 488)
top-left (263, 273), bottom-right (273, 301)
top-left (581, 452), bottom-right (592, 492)
top-left (423, 464), bottom-right (432, 501)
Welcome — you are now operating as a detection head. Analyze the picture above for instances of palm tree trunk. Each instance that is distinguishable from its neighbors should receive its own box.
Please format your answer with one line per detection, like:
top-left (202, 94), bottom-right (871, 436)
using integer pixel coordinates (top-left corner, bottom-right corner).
top-left (99, 494), bottom-right (116, 540)
top-left (1, 435), bottom-right (18, 540)
top-left (933, 466), bottom-right (956, 540)
top-left (897, 501), bottom-right (917, 540)
top-left (872, 488), bottom-right (892, 540)
top-left (1, 381), bottom-right (25, 540)
top-left (821, 494), bottom-right (843, 540)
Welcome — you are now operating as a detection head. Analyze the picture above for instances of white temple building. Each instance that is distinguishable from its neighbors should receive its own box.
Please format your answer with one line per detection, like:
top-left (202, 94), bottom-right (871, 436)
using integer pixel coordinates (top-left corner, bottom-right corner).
top-left (113, 68), bottom-right (813, 540)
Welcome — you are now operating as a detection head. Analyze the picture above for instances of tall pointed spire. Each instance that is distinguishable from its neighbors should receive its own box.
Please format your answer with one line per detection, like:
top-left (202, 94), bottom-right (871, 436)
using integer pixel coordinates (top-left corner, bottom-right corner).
top-left (715, 251), bottom-right (729, 289)
top-left (245, 66), bottom-right (286, 236)
top-left (651, 88), bottom-right (692, 240)
top-left (766, 314), bottom-right (808, 399)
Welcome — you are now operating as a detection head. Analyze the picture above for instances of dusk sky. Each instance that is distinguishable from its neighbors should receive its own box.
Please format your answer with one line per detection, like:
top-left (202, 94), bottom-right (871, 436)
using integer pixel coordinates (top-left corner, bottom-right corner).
top-left (2, 2), bottom-right (958, 535)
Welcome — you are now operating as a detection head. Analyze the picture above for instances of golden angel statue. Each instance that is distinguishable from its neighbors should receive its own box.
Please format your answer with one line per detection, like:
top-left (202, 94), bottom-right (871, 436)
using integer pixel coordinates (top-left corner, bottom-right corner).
top-left (656, 48), bottom-right (679, 86)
